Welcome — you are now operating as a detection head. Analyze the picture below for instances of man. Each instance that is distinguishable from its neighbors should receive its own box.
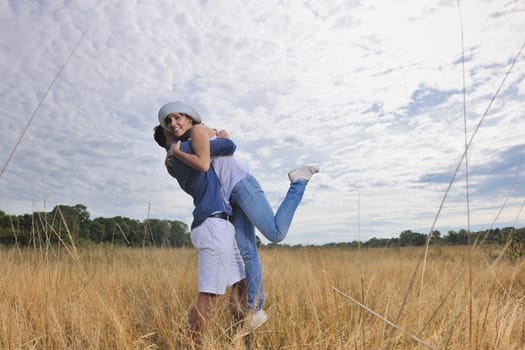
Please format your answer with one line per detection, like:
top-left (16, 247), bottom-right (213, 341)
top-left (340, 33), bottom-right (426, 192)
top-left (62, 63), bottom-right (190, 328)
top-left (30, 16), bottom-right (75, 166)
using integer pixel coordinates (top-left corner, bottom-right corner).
top-left (154, 124), bottom-right (246, 343)
top-left (158, 100), bottom-right (319, 334)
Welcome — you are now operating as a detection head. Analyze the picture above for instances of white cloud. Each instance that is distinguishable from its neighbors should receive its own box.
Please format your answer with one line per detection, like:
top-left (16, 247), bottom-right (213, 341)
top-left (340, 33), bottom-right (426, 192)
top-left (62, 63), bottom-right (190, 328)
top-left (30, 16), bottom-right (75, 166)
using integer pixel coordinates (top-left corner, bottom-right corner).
top-left (1, 0), bottom-right (524, 244)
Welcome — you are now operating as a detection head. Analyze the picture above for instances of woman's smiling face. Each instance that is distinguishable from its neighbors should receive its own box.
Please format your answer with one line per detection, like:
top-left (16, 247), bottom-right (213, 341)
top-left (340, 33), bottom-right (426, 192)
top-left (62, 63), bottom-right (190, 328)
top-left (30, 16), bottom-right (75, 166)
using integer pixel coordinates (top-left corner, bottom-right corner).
top-left (166, 113), bottom-right (193, 137)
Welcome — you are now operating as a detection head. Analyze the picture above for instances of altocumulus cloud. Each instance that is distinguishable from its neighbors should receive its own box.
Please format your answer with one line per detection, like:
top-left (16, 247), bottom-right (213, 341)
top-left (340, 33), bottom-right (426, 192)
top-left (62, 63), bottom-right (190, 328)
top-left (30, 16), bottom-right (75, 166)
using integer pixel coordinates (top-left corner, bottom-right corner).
top-left (0, 0), bottom-right (524, 244)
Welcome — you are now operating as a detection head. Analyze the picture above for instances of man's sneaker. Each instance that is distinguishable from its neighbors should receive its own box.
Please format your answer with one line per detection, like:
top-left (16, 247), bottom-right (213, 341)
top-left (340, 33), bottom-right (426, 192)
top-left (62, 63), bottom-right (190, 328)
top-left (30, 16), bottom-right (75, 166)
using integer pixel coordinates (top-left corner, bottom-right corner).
top-left (288, 165), bottom-right (320, 183)
top-left (246, 309), bottom-right (268, 331)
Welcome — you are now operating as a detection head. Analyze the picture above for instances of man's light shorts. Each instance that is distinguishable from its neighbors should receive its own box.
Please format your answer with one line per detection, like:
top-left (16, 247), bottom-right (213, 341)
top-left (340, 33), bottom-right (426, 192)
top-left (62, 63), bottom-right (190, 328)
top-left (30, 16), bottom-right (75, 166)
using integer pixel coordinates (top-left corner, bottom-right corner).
top-left (191, 217), bottom-right (245, 295)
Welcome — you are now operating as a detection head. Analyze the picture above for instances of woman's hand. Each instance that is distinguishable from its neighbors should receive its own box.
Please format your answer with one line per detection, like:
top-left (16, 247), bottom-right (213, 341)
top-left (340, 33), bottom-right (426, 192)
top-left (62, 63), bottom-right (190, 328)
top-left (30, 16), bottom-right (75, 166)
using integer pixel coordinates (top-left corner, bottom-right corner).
top-left (201, 125), bottom-right (229, 139)
top-left (216, 129), bottom-right (229, 138)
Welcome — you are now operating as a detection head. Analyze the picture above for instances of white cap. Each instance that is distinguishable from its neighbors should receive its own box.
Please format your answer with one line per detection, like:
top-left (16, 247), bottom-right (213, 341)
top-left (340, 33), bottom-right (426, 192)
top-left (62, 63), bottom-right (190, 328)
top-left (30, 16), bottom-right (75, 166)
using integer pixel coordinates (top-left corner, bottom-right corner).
top-left (158, 101), bottom-right (202, 130)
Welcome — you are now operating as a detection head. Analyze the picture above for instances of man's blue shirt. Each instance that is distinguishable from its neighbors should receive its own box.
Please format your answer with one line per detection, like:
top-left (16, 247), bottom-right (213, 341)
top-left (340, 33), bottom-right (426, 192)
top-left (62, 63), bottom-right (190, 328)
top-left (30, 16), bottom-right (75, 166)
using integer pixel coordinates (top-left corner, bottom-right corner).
top-left (168, 138), bottom-right (235, 229)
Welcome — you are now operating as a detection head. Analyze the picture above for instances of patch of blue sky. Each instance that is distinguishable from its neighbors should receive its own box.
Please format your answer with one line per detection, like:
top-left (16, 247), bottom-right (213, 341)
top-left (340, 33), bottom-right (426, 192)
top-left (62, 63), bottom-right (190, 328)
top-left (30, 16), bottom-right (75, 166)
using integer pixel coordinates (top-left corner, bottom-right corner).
top-left (470, 145), bottom-right (525, 197)
top-left (364, 102), bottom-right (384, 117)
top-left (474, 145), bottom-right (525, 176)
top-left (417, 144), bottom-right (525, 197)
top-left (406, 85), bottom-right (459, 117)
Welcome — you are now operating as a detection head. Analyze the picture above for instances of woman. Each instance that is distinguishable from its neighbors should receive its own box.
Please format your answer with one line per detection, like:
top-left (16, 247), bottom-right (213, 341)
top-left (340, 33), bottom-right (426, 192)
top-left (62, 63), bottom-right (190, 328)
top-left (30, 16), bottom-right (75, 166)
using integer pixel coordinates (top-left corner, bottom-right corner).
top-left (159, 101), bottom-right (319, 331)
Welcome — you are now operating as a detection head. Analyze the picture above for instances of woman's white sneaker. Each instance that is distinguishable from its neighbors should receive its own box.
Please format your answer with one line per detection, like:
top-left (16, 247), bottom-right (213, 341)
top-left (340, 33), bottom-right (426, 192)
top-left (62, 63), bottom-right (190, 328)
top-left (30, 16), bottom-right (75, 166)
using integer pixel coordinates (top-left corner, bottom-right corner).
top-left (246, 309), bottom-right (268, 331)
top-left (288, 165), bottom-right (320, 183)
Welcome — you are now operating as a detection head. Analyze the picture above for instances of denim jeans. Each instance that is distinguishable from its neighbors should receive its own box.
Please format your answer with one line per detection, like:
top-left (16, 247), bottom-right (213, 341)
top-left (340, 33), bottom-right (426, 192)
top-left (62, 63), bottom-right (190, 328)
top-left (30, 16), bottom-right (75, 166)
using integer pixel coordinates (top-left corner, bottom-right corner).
top-left (230, 174), bottom-right (306, 311)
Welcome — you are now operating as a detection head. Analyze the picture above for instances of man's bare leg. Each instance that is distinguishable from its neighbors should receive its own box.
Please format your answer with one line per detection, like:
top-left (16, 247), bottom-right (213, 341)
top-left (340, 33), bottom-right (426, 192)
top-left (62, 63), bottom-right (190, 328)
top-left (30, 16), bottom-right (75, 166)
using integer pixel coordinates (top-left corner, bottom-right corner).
top-left (229, 279), bottom-right (248, 325)
top-left (188, 292), bottom-right (218, 344)
top-left (229, 279), bottom-right (253, 348)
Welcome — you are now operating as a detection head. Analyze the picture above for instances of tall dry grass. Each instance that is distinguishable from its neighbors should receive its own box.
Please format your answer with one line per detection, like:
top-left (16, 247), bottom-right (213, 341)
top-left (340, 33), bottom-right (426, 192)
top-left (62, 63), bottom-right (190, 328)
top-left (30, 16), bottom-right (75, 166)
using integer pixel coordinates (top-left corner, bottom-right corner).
top-left (1, 244), bottom-right (524, 349)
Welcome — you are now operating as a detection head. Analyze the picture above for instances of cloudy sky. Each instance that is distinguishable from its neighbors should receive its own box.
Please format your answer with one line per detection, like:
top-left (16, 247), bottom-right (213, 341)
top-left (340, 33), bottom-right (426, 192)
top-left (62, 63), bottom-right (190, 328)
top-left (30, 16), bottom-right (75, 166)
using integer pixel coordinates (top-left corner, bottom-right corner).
top-left (1, 0), bottom-right (524, 245)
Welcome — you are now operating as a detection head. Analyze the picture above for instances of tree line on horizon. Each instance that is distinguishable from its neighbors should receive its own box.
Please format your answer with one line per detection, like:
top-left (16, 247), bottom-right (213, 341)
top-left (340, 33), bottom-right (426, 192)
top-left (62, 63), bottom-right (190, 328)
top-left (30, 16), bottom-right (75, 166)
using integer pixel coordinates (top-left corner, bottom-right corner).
top-left (0, 204), bottom-right (190, 247)
top-left (0, 204), bottom-right (523, 249)
top-left (315, 226), bottom-right (524, 249)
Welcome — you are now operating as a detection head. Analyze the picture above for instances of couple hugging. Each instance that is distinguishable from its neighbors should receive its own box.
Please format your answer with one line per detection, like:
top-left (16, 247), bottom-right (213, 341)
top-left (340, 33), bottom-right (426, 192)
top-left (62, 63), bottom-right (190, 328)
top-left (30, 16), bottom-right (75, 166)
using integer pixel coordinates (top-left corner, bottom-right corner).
top-left (153, 100), bottom-right (319, 343)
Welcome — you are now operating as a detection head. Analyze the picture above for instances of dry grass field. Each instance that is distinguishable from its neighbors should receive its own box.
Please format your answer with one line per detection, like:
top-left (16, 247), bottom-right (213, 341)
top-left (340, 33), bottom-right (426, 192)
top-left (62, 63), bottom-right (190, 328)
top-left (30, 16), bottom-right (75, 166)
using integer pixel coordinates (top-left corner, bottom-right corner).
top-left (1, 244), bottom-right (524, 349)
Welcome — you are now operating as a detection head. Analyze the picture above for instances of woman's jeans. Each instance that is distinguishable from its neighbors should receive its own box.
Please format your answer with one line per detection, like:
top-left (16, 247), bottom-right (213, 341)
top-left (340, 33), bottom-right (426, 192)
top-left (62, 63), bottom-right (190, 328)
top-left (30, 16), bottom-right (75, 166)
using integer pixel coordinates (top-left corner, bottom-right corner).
top-left (230, 174), bottom-right (306, 311)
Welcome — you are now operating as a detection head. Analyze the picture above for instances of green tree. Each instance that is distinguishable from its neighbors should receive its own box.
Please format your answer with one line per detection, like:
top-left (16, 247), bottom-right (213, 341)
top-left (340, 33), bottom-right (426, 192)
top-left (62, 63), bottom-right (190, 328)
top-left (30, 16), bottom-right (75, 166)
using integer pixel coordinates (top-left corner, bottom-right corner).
top-left (49, 205), bottom-right (81, 240)
top-left (168, 220), bottom-right (190, 247)
top-left (0, 210), bottom-right (15, 245)
top-left (399, 230), bottom-right (426, 246)
top-left (144, 219), bottom-right (170, 246)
